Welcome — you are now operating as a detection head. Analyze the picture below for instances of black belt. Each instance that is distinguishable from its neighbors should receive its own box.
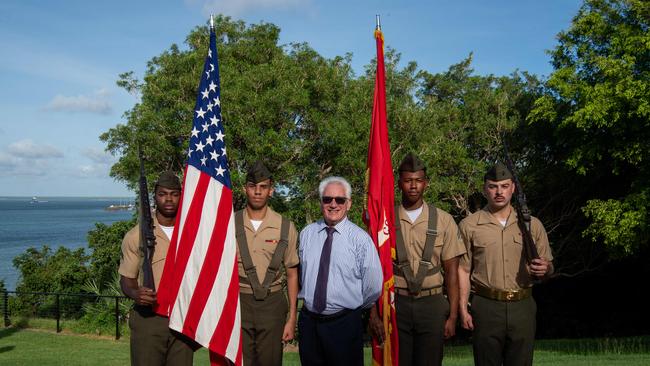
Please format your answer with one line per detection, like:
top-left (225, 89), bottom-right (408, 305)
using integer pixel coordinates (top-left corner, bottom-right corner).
top-left (301, 307), bottom-right (356, 322)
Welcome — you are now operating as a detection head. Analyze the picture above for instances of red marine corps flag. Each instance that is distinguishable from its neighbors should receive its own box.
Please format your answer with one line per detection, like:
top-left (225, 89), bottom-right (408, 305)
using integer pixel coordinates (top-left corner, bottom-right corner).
top-left (155, 16), bottom-right (242, 366)
top-left (364, 16), bottom-right (399, 366)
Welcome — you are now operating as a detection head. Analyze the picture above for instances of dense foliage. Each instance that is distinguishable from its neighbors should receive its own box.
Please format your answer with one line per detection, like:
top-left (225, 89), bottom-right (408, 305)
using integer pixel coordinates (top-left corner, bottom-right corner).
top-left (529, 0), bottom-right (649, 258)
top-left (12, 246), bottom-right (90, 317)
top-left (101, 5), bottom-right (649, 278)
top-left (10, 219), bottom-right (134, 320)
top-left (100, 16), bottom-right (541, 228)
top-left (13, 246), bottom-right (90, 295)
top-left (87, 219), bottom-right (136, 290)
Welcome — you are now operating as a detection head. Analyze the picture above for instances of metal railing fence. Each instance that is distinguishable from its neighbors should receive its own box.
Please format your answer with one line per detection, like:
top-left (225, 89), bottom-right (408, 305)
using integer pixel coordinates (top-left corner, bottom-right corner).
top-left (2, 290), bottom-right (130, 340)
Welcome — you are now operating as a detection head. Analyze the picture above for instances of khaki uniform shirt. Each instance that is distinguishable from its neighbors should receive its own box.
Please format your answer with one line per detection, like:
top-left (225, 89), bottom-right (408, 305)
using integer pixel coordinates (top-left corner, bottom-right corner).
top-left (236, 207), bottom-right (299, 294)
top-left (394, 203), bottom-right (466, 290)
top-left (118, 214), bottom-right (170, 290)
top-left (459, 207), bottom-right (553, 290)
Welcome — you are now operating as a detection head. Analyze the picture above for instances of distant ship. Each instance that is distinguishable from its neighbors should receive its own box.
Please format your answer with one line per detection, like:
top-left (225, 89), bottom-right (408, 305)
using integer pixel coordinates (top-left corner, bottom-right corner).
top-left (105, 201), bottom-right (135, 211)
top-left (30, 196), bottom-right (48, 204)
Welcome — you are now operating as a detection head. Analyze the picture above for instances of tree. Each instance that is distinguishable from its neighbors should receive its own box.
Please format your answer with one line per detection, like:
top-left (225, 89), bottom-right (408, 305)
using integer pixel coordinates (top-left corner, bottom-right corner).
top-left (9, 219), bottom-right (133, 318)
top-left (87, 218), bottom-right (136, 290)
top-left (414, 56), bottom-right (543, 216)
top-left (12, 246), bottom-right (90, 316)
top-left (13, 246), bottom-right (90, 295)
top-left (101, 16), bottom-right (542, 231)
top-left (102, 16), bottom-right (363, 225)
top-left (529, 0), bottom-right (650, 258)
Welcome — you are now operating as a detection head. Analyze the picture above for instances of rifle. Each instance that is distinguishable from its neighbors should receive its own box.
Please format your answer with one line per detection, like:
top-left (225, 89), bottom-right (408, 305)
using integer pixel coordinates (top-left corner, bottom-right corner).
top-left (138, 149), bottom-right (157, 291)
top-left (502, 140), bottom-right (540, 265)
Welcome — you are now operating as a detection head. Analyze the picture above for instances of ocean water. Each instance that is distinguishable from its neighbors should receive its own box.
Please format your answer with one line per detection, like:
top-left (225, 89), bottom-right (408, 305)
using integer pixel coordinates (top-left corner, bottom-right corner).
top-left (0, 196), bottom-right (134, 290)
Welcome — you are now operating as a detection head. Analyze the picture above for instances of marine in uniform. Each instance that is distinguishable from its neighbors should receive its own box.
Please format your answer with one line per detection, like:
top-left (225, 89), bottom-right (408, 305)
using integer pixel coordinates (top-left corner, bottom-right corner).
top-left (119, 171), bottom-right (195, 366)
top-left (458, 163), bottom-right (554, 366)
top-left (235, 161), bottom-right (299, 366)
top-left (370, 153), bottom-right (466, 366)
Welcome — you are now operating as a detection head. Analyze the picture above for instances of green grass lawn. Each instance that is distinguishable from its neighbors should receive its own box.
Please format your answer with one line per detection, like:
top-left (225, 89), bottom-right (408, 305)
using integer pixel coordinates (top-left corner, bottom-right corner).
top-left (1, 327), bottom-right (649, 365)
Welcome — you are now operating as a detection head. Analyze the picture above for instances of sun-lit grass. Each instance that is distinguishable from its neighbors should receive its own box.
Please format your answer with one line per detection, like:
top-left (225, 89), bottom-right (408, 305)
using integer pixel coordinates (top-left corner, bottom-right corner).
top-left (1, 327), bottom-right (649, 365)
top-left (9, 315), bottom-right (129, 338)
top-left (536, 336), bottom-right (650, 354)
top-left (0, 327), bottom-right (129, 366)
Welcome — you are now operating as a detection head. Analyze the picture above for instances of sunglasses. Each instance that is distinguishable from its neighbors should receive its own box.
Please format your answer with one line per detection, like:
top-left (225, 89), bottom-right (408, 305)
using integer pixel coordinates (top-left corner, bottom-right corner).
top-left (321, 196), bottom-right (347, 205)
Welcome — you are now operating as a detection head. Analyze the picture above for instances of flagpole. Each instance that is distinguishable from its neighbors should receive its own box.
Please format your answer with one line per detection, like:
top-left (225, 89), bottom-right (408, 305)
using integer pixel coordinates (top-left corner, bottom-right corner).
top-left (210, 14), bottom-right (214, 30)
top-left (376, 14), bottom-right (381, 31)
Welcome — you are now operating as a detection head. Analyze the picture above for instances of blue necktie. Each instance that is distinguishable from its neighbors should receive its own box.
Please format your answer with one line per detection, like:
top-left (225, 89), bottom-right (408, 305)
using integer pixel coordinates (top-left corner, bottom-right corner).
top-left (313, 226), bottom-right (335, 313)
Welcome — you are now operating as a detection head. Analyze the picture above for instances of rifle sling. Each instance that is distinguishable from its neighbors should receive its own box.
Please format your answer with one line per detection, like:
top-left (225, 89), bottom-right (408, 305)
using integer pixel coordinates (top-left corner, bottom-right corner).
top-left (516, 209), bottom-right (539, 264)
top-left (235, 210), bottom-right (289, 300)
top-left (394, 204), bottom-right (440, 294)
top-left (139, 218), bottom-right (157, 291)
top-left (503, 148), bottom-right (541, 266)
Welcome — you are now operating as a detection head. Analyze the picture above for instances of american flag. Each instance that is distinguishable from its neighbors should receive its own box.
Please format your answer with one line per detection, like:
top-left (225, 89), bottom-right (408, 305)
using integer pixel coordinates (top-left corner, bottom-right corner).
top-left (155, 28), bottom-right (242, 366)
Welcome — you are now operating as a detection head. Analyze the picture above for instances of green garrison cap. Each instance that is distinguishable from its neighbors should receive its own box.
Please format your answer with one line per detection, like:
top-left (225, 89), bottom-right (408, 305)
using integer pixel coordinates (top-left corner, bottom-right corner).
top-left (246, 160), bottom-right (272, 184)
top-left (484, 162), bottom-right (513, 181)
top-left (398, 153), bottom-right (426, 173)
top-left (155, 171), bottom-right (181, 190)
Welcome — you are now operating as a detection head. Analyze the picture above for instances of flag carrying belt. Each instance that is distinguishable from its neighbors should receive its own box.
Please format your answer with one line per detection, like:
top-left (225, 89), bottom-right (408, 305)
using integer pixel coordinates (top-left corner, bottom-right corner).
top-left (393, 204), bottom-right (441, 295)
top-left (235, 210), bottom-right (290, 300)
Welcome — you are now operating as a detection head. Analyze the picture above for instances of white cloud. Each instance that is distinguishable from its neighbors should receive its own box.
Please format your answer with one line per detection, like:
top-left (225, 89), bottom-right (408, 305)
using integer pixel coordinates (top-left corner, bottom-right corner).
top-left (0, 152), bottom-right (19, 168)
top-left (199, 0), bottom-right (308, 16)
top-left (7, 139), bottom-right (64, 159)
top-left (0, 139), bottom-right (64, 176)
top-left (0, 153), bottom-right (49, 176)
top-left (83, 147), bottom-right (115, 165)
top-left (44, 88), bottom-right (113, 115)
top-left (71, 147), bottom-right (116, 178)
top-left (0, 141), bottom-right (117, 179)
top-left (75, 164), bottom-right (108, 178)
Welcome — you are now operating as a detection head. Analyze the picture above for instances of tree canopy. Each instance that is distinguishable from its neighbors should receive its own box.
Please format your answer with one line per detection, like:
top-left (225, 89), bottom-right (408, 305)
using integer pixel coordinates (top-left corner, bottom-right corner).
top-left (101, 4), bottom-right (649, 277)
top-left (529, 0), bottom-right (649, 258)
top-left (102, 16), bottom-right (538, 224)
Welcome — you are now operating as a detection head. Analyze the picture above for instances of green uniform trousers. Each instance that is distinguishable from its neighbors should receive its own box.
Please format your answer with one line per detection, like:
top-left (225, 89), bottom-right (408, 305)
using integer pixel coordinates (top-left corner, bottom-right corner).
top-left (128, 306), bottom-right (194, 366)
top-left (471, 295), bottom-right (537, 366)
top-left (395, 292), bottom-right (449, 366)
top-left (240, 290), bottom-right (288, 366)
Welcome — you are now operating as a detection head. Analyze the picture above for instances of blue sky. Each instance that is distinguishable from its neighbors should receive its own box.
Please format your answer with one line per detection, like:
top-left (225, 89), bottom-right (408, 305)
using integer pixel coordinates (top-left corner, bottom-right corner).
top-left (0, 0), bottom-right (582, 197)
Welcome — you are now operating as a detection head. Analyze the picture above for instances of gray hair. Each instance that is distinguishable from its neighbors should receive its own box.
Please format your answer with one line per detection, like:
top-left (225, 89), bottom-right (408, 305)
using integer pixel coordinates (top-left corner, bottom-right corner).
top-left (318, 176), bottom-right (352, 199)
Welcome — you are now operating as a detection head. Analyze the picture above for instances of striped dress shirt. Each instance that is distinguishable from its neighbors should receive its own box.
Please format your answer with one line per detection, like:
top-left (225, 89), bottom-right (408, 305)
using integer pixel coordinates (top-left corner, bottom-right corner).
top-left (298, 217), bottom-right (383, 315)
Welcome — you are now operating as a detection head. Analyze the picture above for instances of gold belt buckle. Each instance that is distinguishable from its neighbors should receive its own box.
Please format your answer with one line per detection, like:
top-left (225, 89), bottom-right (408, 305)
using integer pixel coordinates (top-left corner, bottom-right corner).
top-left (505, 291), bottom-right (515, 301)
